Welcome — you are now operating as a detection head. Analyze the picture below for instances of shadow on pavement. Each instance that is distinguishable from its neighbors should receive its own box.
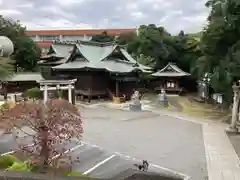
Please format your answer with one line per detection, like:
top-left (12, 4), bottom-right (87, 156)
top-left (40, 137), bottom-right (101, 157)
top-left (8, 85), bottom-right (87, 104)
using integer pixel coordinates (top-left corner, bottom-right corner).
top-left (110, 169), bottom-right (184, 180)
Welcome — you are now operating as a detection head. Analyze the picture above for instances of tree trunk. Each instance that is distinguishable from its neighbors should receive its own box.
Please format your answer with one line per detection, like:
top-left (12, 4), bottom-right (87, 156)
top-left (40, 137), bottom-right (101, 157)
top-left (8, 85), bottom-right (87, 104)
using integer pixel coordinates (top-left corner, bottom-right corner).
top-left (3, 84), bottom-right (7, 101)
top-left (39, 128), bottom-right (50, 172)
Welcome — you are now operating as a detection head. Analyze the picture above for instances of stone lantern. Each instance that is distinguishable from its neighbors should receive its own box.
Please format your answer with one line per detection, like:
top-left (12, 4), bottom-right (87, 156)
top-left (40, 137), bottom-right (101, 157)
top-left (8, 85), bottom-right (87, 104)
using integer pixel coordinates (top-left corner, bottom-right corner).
top-left (157, 88), bottom-right (168, 107)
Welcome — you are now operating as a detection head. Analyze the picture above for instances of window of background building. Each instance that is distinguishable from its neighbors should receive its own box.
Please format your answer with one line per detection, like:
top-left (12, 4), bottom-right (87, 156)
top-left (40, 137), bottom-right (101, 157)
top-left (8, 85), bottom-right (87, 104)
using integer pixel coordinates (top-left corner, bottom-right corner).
top-left (30, 36), bottom-right (36, 41)
top-left (40, 36), bottom-right (60, 41)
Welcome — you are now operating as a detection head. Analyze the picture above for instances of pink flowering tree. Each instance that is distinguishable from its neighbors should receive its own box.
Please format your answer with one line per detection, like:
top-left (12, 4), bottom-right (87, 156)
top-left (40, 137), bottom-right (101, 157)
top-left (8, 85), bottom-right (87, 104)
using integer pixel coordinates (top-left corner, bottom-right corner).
top-left (0, 99), bottom-right (83, 170)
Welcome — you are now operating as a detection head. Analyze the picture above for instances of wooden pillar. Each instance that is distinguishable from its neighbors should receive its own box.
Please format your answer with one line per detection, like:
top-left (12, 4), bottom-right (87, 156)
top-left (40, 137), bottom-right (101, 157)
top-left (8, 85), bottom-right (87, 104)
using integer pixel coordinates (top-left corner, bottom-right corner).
top-left (2, 83), bottom-right (7, 101)
top-left (43, 84), bottom-right (48, 104)
top-left (88, 75), bottom-right (92, 103)
top-left (176, 80), bottom-right (179, 88)
top-left (88, 88), bottom-right (91, 103)
top-left (115, 81), bottom-right (119, 97)
top-left (68, 84), bottom-right (72, 104)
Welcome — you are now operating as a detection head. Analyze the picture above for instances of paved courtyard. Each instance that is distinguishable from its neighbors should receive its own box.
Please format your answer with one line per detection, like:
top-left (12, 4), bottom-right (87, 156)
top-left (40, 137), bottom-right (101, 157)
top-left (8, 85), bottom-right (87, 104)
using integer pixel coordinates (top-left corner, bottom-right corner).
top-left (0, 133), bottom-right (184, 179)
top-left (81, 106), bottom-right (207, 180)
top-left (1, 100), bottom-right (240, 180)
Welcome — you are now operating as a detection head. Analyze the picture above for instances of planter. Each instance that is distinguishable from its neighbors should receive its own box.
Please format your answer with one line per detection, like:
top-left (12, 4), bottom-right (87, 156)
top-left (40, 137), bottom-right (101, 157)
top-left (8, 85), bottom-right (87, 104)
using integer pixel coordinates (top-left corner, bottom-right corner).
top-left (113, 96), bottom-right (126, 103)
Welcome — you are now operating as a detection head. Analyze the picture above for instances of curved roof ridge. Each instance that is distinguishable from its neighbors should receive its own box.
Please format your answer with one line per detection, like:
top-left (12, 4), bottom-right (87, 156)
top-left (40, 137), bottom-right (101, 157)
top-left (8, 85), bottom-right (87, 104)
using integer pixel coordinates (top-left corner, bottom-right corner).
top-left (53, 40), bottom-right (116, 47)
top-left (152, 63), bottom-right (190, 77)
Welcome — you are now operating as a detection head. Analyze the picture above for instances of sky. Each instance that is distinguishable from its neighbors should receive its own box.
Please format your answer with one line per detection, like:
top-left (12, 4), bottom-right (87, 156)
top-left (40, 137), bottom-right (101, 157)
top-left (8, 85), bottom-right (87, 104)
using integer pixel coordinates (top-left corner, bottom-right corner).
top-left (0, 0), bottom-right (210, 34)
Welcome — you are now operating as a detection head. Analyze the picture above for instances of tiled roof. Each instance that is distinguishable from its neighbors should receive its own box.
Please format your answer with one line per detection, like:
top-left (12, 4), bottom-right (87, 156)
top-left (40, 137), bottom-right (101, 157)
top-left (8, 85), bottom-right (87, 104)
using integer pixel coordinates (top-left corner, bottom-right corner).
top-left (52, 41), bottom-right (151, 73)
top-left (6, 72), bottom-right (44, 82)
top-left (151, 63), bottom-right (190, 77)
top-left (25, 28), bottom-right (136, 36)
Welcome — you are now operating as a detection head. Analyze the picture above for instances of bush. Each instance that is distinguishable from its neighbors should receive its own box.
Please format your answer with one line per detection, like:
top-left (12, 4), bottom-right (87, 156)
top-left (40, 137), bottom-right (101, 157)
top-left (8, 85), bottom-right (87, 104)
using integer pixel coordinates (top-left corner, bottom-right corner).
top-left (65, 171), bottom-right (91, 178)
top-left (0, 103), bottom-right (10, 110)
top-left (27, 87), bottom-right (41, 100)
top-left (0, 155), bottom-right (20, 169)
top-left (54, 90), bottom-right (63, 99)
top-left (6, 162), bottom-right (31, 172)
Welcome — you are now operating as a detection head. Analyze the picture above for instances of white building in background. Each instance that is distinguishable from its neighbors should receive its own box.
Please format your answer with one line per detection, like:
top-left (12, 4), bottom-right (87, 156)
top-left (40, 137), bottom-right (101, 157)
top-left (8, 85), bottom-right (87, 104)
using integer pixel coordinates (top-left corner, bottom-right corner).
top-left (25, 28), bottom-right (137, 55)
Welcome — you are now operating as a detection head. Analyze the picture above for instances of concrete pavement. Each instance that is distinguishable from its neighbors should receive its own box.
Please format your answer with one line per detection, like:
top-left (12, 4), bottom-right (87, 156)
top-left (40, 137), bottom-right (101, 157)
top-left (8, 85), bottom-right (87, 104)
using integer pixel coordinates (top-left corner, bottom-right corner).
top-left (86, 101), bottom-right (240, 180)
top-left (2, 99), bottom-right (238, 179)
top-left (147, 109), bottom-right (240, 180)
top-left (0, 134), bottom-right (185, 179)
top-left (81, 106), bottom-right (207, 180)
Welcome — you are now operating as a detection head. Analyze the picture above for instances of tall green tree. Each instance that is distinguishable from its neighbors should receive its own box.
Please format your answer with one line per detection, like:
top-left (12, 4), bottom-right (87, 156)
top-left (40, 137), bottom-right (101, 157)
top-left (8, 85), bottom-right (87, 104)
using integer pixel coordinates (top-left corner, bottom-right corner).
top-left (125, 24), bottom-right (170, 70)
top-left (122, 24), bottom-right (200, 76)
top-left (0, 15), bottom-right (40, 72)
top-left (13, 36), bottom-right (40, 71)
top-left (116, 32), bottom-right (137, 45)
top-left (91, 31), bottom-right (115, 42)
top-left (194, 0), bottom-right (240, 101)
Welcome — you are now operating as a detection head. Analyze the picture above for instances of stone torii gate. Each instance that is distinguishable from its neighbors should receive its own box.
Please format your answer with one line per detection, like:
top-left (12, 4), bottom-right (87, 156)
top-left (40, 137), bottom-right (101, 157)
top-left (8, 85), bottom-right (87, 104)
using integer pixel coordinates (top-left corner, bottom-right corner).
top-left (226, 82), bottom-right (240, 133)
top-left (37, 79), bottom-right (77, 104)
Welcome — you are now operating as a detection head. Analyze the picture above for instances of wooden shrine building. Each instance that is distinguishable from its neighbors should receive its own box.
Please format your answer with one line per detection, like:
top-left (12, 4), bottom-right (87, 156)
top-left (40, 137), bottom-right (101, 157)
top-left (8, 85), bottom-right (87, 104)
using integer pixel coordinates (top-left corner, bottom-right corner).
top-left (3, 72), bottom-right (43, 93)
top-left (151, 62), bottom-right (190, 94)
top-left (39, 40), bottom-right (151, 102)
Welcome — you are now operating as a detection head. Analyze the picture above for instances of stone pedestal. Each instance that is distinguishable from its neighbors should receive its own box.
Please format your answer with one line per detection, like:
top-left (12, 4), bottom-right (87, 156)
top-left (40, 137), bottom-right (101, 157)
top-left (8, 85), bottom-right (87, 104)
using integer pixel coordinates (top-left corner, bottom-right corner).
top-left (129, 102), bottom-right (142, 111)
top-left (226, 83), bottom-right (240, 133)
top-left (225, 126), bottom-right (239, 134)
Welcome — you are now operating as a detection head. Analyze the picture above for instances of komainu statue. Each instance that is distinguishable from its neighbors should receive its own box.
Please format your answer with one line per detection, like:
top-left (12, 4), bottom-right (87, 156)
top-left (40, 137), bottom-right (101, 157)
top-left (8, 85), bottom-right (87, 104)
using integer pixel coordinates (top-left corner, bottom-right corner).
top-left (129, 90), bottom-right (142, 111)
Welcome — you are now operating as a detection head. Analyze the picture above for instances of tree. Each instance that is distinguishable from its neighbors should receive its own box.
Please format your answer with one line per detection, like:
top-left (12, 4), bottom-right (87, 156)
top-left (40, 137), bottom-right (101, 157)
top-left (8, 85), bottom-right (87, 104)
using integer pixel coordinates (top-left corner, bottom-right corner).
top-left (13, 36), bottom-right (40, 71)
top-left (126, 24), bottom-right (170, 70)
top-left (0, 99), bottom-right (83, 171)
top-left (0, 15), bottom-right (40, 72)
top-left (0, 57), bottom-right (14, 80)
top-left (122, 24), bottom-right (200, 75)
top-left (135, 54), bottom-right (155, 68)
top-left (193, 0), bottom-right (240, 101)
top-left (116, 32), bottom-right (137, 45)
top-left (91, 31), bottom-right (115, 42)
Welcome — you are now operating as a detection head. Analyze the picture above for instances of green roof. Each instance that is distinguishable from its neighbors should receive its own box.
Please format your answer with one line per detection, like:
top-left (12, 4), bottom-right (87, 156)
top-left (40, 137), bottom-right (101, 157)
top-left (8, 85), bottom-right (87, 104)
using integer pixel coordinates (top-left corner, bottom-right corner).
top-left (52, 41), bottom-right (151, 73)
top-left (53, 59), bottom-right (144, 73)
top-left (40, 44), bottom-right (74, 64)
top-left (6, 72), bottom-right (44, 82)
top-left (51, 44), bottom-right (74, 58)
top-left (151, 63), bottom-right (190, 77)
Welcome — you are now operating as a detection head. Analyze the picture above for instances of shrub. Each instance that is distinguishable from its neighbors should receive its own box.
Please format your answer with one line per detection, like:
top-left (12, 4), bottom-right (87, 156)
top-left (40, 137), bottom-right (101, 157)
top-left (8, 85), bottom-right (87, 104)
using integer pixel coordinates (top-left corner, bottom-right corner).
top-left (0, 102), bottom-right (10, 110)
top-left (0, 155), bottom-right (20, 169)
top-left (6, 162), bottom-right (31, 172)
top-left (54, 90), bottom-right (63, 99)
top-left (27, 87), bottom-right (41, 100)
top-left (65, 171), bottom-right (91, 177)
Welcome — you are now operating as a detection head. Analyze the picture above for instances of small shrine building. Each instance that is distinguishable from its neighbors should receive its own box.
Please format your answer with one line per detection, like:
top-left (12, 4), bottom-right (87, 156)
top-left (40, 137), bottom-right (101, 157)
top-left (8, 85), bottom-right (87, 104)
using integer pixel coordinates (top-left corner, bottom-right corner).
top-left (151, 62), bottom-right (190, 94)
